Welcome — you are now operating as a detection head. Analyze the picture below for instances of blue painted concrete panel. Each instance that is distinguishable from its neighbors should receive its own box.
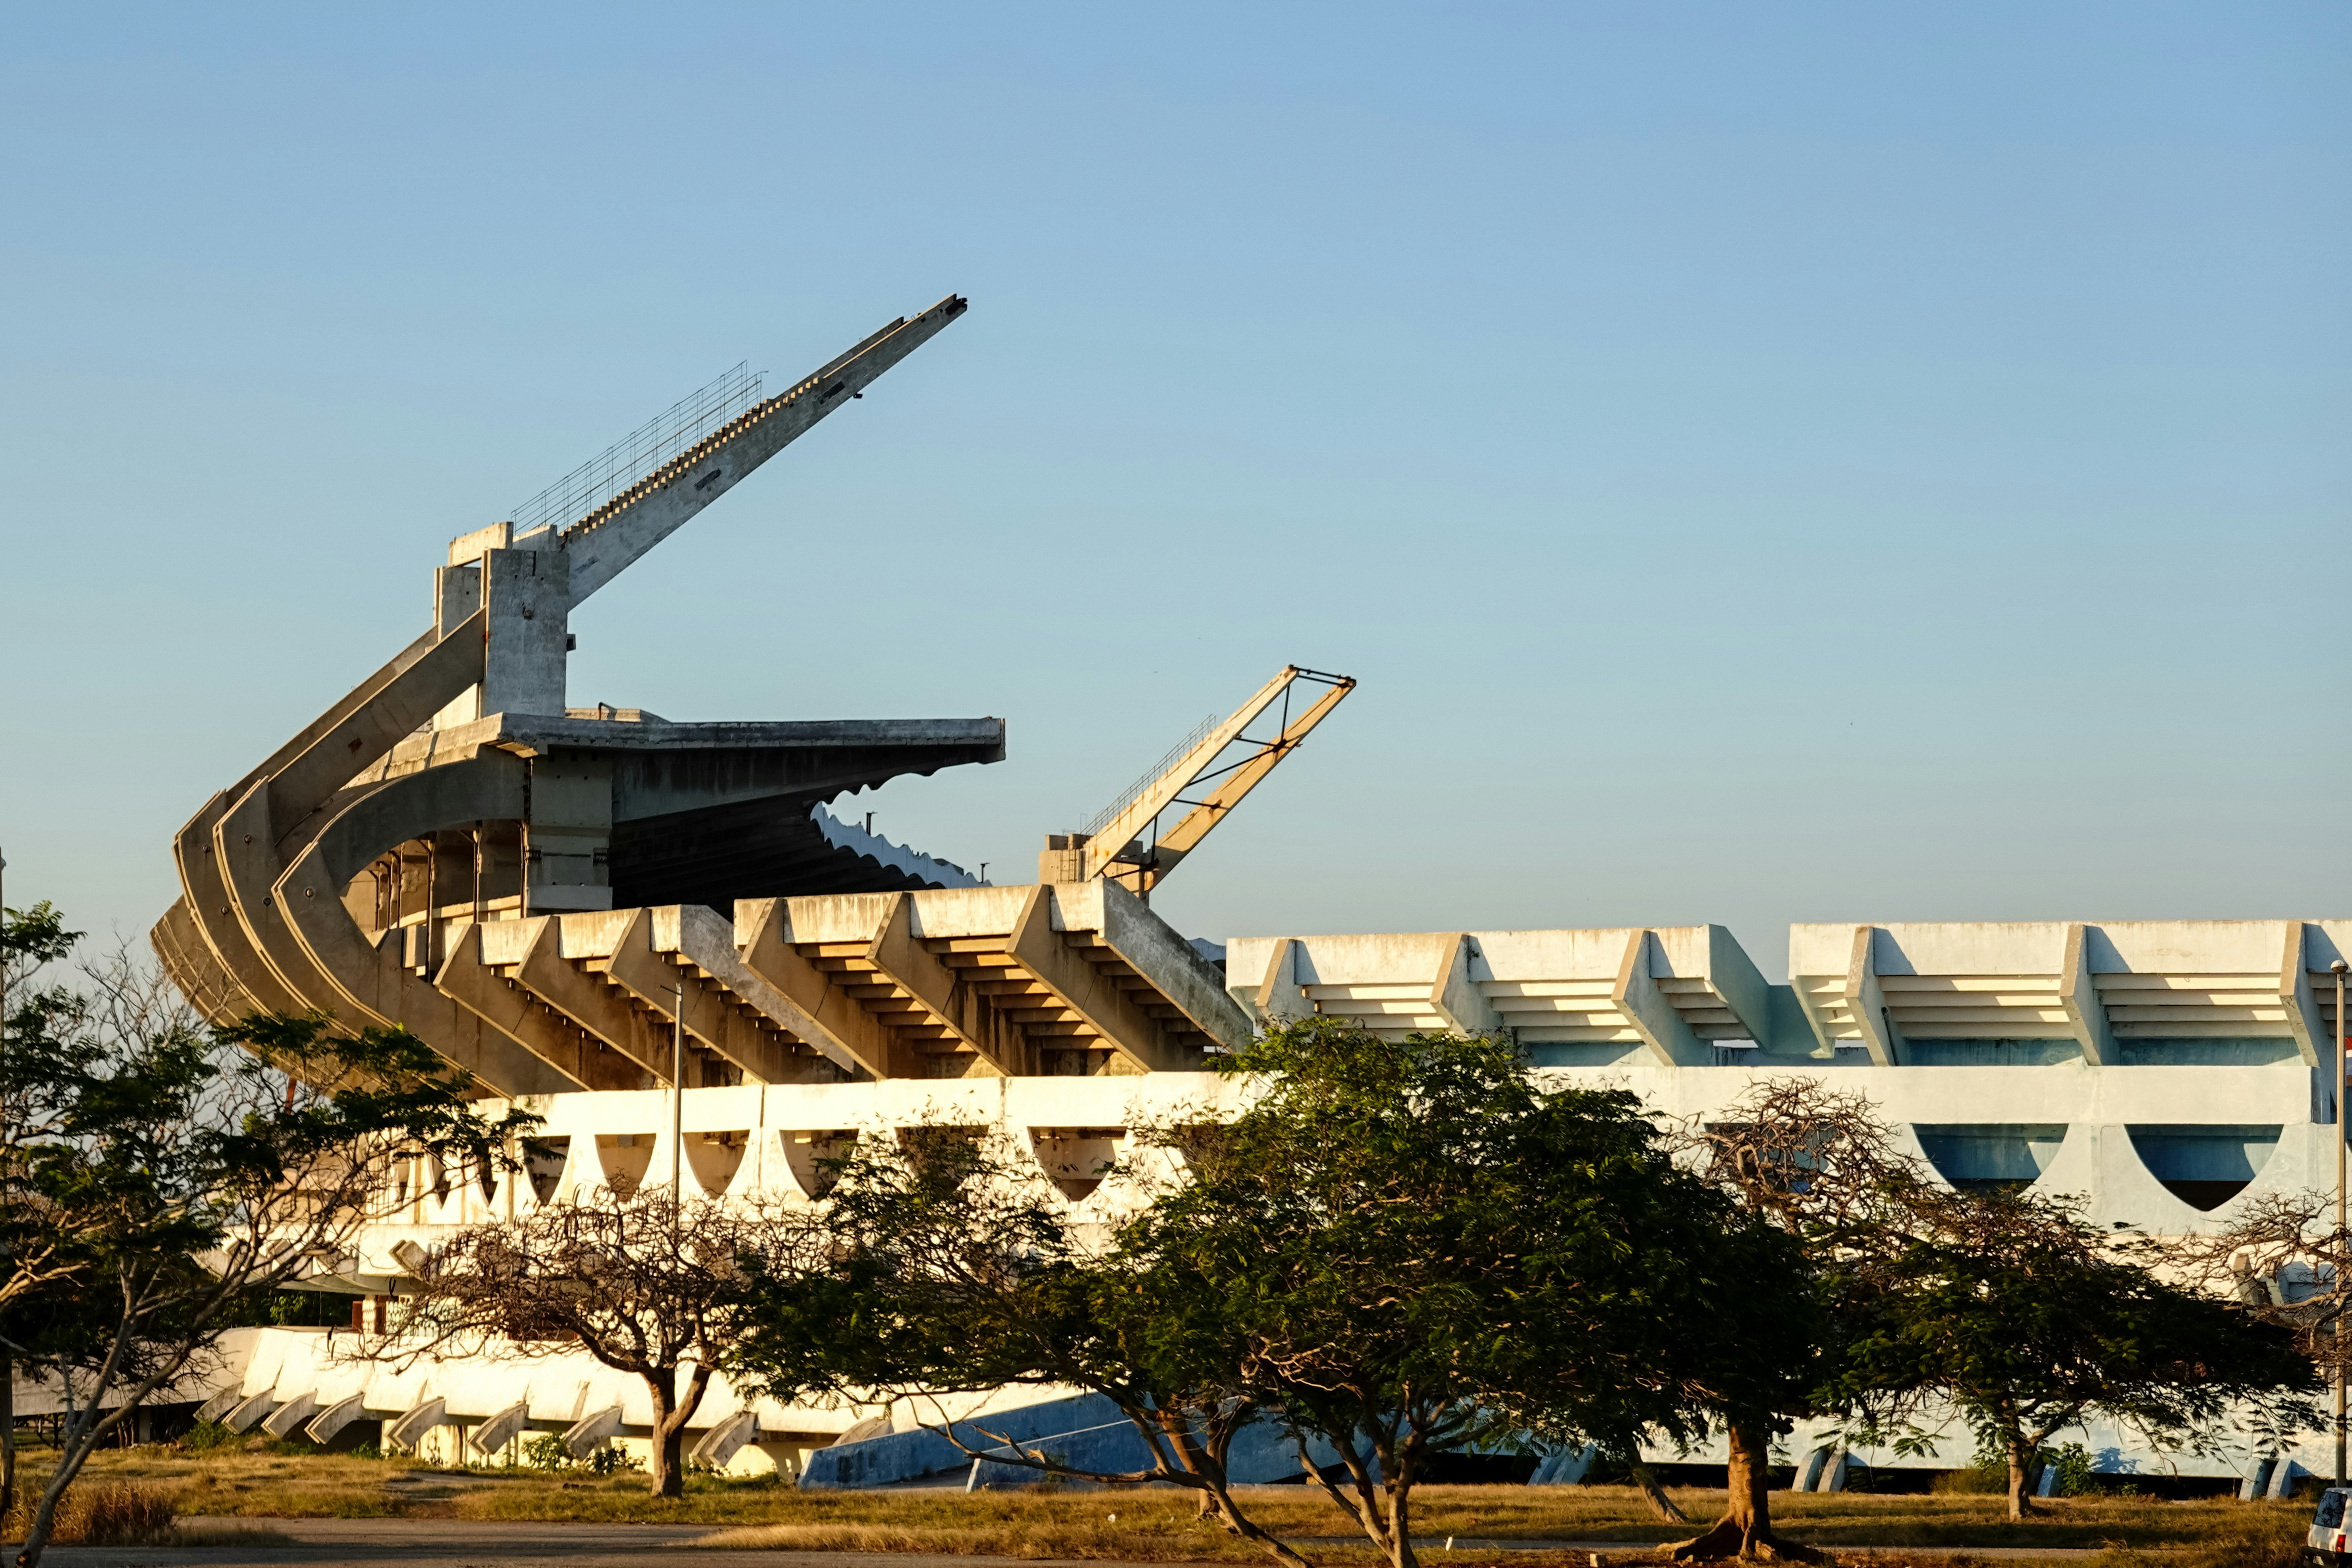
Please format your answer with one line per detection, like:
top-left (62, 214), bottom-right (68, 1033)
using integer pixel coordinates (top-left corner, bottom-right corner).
top-left (966, 1419), bottom-right (1157, 1488)
top-left (799, 1393), bottom-right (1121, 1489)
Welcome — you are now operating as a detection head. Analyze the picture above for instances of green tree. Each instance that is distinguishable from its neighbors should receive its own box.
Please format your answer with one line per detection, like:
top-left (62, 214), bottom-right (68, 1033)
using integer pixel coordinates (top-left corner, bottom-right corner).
top-left (1135, 1019), bottom-right (1809, 1568)
top-left (1, 900), bottom-right (85, 1530)
top-left (1669, 1077), bottom-right (1926, 1562)
top-left (0, 906), bottom-right (534, 1567)
top-left (1836, 1183), bottom-right (2319, 1521)
top-left (733, 1127), bottom-right (1304, 1564)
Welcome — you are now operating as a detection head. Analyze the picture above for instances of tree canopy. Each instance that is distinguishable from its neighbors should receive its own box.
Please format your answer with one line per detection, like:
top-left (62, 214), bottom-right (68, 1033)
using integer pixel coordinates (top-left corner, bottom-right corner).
top-left (1, 901), bottom-right (535, 1567)
top-left (1834, 1182), bottom-right (2320, 1520)
top-left (1138, 1019), bottom-right (1810, 1568)
top-left (395, 1188), bottom-right (821, 1496)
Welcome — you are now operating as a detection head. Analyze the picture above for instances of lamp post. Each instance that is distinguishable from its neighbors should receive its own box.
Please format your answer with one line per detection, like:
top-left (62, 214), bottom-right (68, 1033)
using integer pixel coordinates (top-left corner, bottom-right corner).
top-left (2336, 956), bottom-right (2348, 1491)
top-left (669, 982), bottom-right (685, 1219)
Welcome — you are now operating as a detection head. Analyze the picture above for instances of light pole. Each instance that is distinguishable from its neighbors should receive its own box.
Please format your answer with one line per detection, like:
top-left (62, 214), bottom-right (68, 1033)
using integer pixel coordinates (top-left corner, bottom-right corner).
top-left (2336, 956), bottom-right (2348, 1490)
top-left (669, 982), bottom-right (685, 1219)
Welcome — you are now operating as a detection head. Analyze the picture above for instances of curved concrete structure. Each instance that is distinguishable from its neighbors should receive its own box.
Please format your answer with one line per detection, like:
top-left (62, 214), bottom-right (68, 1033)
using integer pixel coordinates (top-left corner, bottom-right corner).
top-left (154, 298), bottom-right (1019, 1091)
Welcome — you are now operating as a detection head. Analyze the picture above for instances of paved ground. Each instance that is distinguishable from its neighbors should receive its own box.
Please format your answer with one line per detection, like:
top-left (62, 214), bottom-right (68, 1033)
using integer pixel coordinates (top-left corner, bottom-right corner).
top-left (14, 1515), bottom-right (2104, 1566)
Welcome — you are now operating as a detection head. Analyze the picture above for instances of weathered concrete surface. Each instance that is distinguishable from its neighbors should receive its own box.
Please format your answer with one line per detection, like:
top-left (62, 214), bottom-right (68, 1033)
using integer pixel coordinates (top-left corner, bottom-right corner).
top-left (152, 298), bottom-right (999, 1088)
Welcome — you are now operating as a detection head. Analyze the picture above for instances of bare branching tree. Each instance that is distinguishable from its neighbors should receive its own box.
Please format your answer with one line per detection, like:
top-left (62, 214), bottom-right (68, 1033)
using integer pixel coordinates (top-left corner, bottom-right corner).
top-left (389, 1188), bottom-right (823, 1497)
top-left (2170, 1188), bottom-right (2352, 1394)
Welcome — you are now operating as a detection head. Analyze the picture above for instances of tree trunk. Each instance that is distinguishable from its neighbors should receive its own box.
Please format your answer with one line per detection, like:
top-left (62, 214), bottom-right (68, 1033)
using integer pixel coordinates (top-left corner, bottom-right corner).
top-left (2006, 1434), bottom-right (2034, 1521)
top-left (1667, 1422), bottom-right (1818, 1562)
top-left (2, 1349), bottom-right (15, 1535)
top-left (1298, 1433), bottom-right (1407, 1567)
top-left (18, 1399), bottom-right (100, 1567)
top-left (643, 1369), bottom-right (681, 1499)
top-left (653, 1416), bottom-right (687, 1498)
top-left (1389, 1475), bottom-right (1416, 1568)
top-left (1165, 1418), bottom-right (1313, 1568)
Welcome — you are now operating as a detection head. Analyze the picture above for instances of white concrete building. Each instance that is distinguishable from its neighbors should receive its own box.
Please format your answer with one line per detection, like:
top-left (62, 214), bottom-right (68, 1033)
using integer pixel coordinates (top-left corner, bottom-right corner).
top-left (150, 300), bottom-right (2352, 1487)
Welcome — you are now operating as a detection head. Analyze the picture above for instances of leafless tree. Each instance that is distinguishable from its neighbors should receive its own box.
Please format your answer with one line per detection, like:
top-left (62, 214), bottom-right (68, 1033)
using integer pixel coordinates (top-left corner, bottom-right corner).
top-left (387, 1188), bottom-right (824, 1497)
top-left (2170, 1189), bottom-right (2352, 1389)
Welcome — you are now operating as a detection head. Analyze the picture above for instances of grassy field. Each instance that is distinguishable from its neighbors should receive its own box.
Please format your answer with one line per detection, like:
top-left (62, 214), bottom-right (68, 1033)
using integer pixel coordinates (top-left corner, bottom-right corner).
top-left (3, 1443), bottom-right (2313, 1567)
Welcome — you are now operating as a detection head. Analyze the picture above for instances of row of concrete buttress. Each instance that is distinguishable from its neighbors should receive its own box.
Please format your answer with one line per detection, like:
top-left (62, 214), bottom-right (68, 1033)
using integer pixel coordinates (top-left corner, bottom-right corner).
top-left (430, 881), bottom-right (1250, 1089)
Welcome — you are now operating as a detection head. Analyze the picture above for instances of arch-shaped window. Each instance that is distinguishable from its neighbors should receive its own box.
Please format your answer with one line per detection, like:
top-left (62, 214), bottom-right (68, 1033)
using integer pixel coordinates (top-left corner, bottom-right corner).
top-left (595, 1133), bottom-right (655, 1198)
top-left (685, 1131), bottom-right (749, 1195)
top-left (1028, 1128), bottom-right (1128, 1202)
top-left (524, 1136), bottom-right (569, 1203)
top-left (782, 1130), bottom-right (858, 1200)
top-left (2126, 1125), bottom-right (2280, 1211)
top-left (1912, 1124), bottom-right (2068, 1192)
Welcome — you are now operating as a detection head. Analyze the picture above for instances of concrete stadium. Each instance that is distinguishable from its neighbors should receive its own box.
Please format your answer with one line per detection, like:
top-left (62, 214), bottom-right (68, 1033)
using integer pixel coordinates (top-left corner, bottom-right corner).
top-left (147, 296), bottom-right (2352, 1499)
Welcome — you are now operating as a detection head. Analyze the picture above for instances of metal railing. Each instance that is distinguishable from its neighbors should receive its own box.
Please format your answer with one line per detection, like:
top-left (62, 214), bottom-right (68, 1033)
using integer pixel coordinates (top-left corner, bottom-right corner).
top-left (1079, 713), bottom-right (1219, 841)
top-left (509, 362), bottom-right (764, 535)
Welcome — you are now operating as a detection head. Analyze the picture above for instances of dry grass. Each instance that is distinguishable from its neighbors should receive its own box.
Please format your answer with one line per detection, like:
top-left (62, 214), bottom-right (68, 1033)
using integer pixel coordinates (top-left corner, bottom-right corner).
top-left (681, 1488), bottom-right (2309, 1561)
top-left (8, 1446), bottom-right (413, 1523)
top-left (1, 1479), bottom-right (177, 1546)
top-left (10, 1445), bottom-right (2314, 1563)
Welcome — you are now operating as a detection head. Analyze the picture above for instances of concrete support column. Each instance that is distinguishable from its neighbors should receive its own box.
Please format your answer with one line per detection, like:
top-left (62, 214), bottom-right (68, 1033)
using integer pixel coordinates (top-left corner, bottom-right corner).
top-left (527, 754), bottom-right (614, 913)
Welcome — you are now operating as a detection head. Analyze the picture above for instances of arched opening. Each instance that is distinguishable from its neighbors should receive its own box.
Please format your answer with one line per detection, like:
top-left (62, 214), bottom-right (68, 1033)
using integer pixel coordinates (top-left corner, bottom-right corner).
top-left (782, 1130), bottom-right (858, 1200)
top-left (1912, 1124), bottom-right (2068, 1193)
top-left (686, 1130), bottom-right (749, 1195)
top-left (525, 1136), bottom-right (570, 1202)
top-left (1029, 1127), bottom-right (1128, 1202)
top-left (2127, 1125), bottom-right (2281, 1211)
top-left (595, 1133), bottom-right (655, 1198)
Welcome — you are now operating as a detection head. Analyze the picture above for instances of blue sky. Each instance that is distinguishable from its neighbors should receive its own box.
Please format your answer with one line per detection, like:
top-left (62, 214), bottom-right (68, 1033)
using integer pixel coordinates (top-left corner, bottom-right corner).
top-left (4, 4), bottom-right (2345, 976)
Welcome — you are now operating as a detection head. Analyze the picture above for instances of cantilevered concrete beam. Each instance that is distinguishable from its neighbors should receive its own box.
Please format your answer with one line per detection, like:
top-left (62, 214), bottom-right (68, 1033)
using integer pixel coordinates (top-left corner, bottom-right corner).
top-left (276, 754), bottom-right (582, 1096)
top-left (735, 899), bottom-right (914, 1080)
top-left (213, 611), bottom-right (491, 1016)
top-left (1705, 924), bottom-right (1775, 1045)
top-left (1010, 885), bottom-right (1185, 1074)
top-left (1612, 929), bottom-right (1709, 1068)
top-left (601, 909), bottom-right (801, 1085)
top-left (151, 897), bottom-right (248, 1027)
top-left (162, 625), bottom-right (444, 1022)
top-left (1085, 879), bottom-right (1252, 1052)
top-left (434, 922), bottom-right (649, 1092)
top-left (1845, 925), bottom-right (1907, 1067)
top-left (562, 296), bottom-right (969, 604)
top-left (2284, 922), bottom-right (2326, 1068)
top-left (1250, 937), bottom-right (1312, 1027)
top-left (2061, 923), bottom-right (2120, 1067)
top-left (1430, 934), bottom-right (1504, 1037)
top-left (865, 893), bottom-right (1018, 1076)
top-left (604, 906), bottom-right (870, 1084)
top-left (486, 916), bottom-right (676, 1084)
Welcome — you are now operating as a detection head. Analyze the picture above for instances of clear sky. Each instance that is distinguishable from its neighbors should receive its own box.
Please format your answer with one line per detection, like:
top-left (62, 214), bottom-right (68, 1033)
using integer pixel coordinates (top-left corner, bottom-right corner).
top-left (4, 5), bottom-right (2346, 978)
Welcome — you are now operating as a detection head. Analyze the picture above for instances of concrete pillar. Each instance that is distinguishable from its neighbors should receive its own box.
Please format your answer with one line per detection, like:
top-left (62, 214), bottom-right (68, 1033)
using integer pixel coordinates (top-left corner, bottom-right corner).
top-left (527, 755), bottom-right (613, 912)
top-left (480, 547), bottom-right (569, 717)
